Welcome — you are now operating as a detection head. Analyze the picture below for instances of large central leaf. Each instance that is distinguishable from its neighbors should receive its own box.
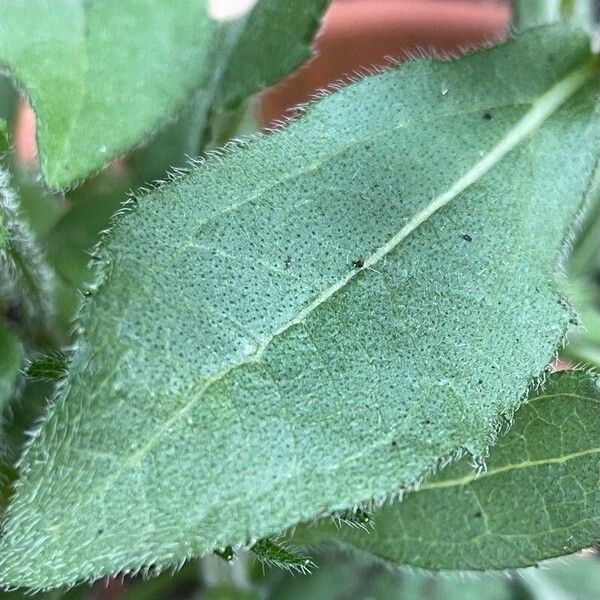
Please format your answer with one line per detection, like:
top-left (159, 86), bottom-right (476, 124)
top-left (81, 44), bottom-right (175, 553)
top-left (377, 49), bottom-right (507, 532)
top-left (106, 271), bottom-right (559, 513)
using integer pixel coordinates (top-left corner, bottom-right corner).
top-left (0, 26), bottom-right (598, 589)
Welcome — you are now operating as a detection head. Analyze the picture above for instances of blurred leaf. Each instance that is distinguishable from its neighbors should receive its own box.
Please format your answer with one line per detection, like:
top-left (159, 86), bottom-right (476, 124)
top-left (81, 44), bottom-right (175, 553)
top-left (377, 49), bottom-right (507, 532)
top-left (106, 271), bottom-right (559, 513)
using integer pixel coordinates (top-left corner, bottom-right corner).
top-left (520, 554), bottom-right (600, 599)
top-left (266, 550), bottom-right (600, 600)
top-left (0, 587), bottom-right (88, 599)
top-left (0, 0), bottom-right (216, 189)
top-left (204, 588), bottom-right (260, 600)
top-left (564, 190), bottom-right (600, 368)
top-left (116, 561), bottom-right (199, 600)
top-left (0, 323), bottom-right (21, 410)
top-left (0, 166), bottom-right (57, 348)
top-left (0, 27), bottom-right (598, 589)
top-left (265, 551), bottom-right (519, 600)
top-left (214, 0), bottom-right (328, 109)
top-left (294, 371), bottom-right (600, 570)
top-left (512, 0), bottom-right (595, 32)
top-left (0, 0), bottom-right (328, 188)
top-left (0, 75), bottom-right (18, 126)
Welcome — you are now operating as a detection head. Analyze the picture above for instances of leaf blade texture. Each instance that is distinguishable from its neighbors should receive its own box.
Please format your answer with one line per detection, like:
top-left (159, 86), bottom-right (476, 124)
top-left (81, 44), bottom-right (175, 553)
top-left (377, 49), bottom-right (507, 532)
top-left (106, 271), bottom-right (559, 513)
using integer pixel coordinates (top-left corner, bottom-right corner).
top-left (0, 0), bottom-right (327, 188)
top-left (0, 26), bottom-right (599, 588)
top-left (293, 371), bottom-right (600, 569)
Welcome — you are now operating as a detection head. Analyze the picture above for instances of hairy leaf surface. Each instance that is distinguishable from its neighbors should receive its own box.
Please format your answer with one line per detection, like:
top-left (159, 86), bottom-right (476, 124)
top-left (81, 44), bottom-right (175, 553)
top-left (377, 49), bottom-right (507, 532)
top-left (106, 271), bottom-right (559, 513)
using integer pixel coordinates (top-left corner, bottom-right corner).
top-left (293, 371), bottom-right (600, 569)
top-left (0, 0), bottom-right (327, 188)
top-left (0, 26), bottom-right (599, 588)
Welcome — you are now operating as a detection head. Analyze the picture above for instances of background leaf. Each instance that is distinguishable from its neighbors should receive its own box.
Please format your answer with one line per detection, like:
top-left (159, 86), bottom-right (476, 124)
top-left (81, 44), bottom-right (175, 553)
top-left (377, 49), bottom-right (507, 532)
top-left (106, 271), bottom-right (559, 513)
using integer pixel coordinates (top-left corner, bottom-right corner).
top-left (0, 166), bottom-right (57, 348)
top-left (293, 371), bottom-right (600, 570)
top-left (265, 550), bottom-right (600, 600)
top-left (0, 0), bottom-right (328, 189)
top-left (0, 324), bottom-right (21, 412)
top-left (0, 26), bottom-right (598, 589)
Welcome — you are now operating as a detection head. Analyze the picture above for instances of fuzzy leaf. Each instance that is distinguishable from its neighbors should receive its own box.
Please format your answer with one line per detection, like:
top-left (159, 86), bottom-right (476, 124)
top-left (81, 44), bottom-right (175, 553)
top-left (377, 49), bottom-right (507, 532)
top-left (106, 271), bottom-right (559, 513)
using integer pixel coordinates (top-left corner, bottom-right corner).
top-left (0, 0), bottom-right (327, 189)
top-left (24, 352), bottom-right (67, 383)
top-left (293, 371), bottom-right (600, 570)
top-left (0, 26), bottom-right (599, 589)
top-left (251, 538), bottom-right (314, 573)
top-left (0, 167), bottom-right (56, 348)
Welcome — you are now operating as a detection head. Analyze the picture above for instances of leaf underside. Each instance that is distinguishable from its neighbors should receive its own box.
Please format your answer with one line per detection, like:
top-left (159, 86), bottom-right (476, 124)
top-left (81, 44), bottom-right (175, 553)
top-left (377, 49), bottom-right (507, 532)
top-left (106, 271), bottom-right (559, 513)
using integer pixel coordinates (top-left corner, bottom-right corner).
top-left (0, 26), bottom-right (598, 589)
top-left (293, 371), bottom-right (600, 570)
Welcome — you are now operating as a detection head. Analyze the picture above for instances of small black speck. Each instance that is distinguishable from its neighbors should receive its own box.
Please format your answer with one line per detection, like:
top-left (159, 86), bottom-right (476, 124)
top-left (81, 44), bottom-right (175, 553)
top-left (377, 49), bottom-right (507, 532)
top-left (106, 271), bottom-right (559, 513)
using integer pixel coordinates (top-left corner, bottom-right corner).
top-left (97, 528), bottom-right (104, 535)
top-left (423, 419), bottom-right (432, 425)
top-left (461, 234), bottom-right (473, 242)
top-left (478, 379), bottom-right (483, 385)
top-left (284, 256), bottom-right (292, 268)
top-left (483, 112), bottom-right (492, 120)
top-left (352, 258), bottom-right (365, 269)
top-left (474, 511), bottom-right (482, 518)
top-left (391, 440), bottom-right (397, 448)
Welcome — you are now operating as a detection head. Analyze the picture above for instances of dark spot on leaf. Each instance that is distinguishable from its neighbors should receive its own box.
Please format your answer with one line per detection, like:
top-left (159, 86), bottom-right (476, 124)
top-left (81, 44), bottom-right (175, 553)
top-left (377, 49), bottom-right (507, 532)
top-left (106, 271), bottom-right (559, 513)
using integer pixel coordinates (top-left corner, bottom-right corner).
top-left (97, 528), bottom-right (104, 535)
top-left (483, 112), bottom-right (492, 120)
top-left (352, 258), bottom-right (365, 269)
top-left (461, 234), bottom-right (472, 242)
top-left (284, 256), bottom-right (292, 268)
top-left (474, 511), bottom-right (482, 518)
top-left (391, 440), bottom-right (397, 448)
top-left (478, 379), bottom-right (483, 385)
top-left (422, 419), bottom-right (431, 425)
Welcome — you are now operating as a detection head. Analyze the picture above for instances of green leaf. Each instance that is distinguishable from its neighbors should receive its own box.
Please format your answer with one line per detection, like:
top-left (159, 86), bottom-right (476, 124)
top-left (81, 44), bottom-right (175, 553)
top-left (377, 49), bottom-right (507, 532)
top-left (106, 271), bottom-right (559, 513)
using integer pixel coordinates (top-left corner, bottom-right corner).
top-left (0, 26), bottom-right (598, 588)
top-left (519, 553), bottom-right (600, 599)
top-left (0, 0), bottom-right (327, 189)
top-left (0, 323), bottom-right (21, 410)
top-left (293, 371), bottom-right (600, 570)
top-left (214, 0), bottom-right (328, 109)
top-left (0, 166), bottom-right (57, 348)
top-left (266, 550), bottom-right (600, 600)
top-left (512, 0), bottom-right (595, 33)
top-left (24, 352), bottom-right (67, 383)
top-left (251, 538), bottom-right (314, 573)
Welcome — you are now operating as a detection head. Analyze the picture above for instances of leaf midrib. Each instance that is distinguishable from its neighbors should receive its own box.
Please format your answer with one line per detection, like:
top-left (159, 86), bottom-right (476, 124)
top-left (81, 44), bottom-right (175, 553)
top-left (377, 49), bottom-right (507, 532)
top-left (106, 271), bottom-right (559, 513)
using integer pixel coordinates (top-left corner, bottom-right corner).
top-left (50, 60), bottom-right (595, 535)
top-left (417, 388), bottom-right (600, 491)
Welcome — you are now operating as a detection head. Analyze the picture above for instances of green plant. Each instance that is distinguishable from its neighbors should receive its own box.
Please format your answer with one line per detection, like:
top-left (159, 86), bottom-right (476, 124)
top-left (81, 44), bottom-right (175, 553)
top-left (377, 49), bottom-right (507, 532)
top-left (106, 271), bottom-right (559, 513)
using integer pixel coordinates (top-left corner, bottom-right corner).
top-left (0, 1), bottom-right (598, 598)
